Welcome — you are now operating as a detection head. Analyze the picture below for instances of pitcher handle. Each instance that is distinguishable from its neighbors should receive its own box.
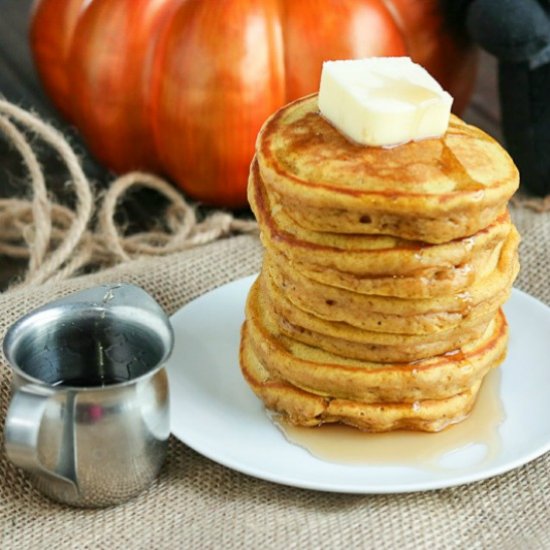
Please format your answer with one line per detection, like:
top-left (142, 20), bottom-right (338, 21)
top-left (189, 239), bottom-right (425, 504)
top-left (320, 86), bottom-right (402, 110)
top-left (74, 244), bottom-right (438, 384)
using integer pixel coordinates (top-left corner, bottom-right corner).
top-left (4, 384), bottom-right (78, 492)
top-left (4, 384), bottom-right (52, 471)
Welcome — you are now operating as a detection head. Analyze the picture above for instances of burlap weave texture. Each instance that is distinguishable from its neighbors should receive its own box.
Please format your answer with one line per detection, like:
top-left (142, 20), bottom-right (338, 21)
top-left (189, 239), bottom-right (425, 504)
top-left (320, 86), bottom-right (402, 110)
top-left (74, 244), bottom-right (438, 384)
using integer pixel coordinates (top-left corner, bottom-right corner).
top-left (0, 208), bottom-right (549, 549)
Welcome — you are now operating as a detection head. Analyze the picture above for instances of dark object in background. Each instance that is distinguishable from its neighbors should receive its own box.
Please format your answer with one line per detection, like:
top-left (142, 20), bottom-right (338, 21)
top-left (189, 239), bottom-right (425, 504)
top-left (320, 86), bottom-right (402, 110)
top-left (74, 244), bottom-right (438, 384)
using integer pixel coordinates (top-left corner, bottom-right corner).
top-left (441, 0), bottom-right (550, 196)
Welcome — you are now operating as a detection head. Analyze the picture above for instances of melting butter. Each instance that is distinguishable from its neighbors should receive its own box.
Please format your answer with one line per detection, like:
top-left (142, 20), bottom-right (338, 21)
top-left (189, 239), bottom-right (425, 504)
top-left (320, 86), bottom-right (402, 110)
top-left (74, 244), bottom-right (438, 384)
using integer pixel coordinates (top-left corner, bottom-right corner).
top-left (318, 57), bottom-right (453, 147)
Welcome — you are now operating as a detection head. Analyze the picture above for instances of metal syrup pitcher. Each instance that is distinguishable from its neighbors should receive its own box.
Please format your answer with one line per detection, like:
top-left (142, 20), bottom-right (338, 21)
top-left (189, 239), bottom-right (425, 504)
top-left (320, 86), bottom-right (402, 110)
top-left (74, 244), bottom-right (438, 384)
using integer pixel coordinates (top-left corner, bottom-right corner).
top-left (3, 284), bottom-right (173, 507)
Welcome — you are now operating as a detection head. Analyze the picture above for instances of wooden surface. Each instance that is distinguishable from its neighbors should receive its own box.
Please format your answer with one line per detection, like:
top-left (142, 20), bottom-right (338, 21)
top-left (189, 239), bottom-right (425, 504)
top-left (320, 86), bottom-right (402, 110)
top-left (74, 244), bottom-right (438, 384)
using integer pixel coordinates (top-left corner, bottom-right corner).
top-left (0, 1), bottom-right (502, 289)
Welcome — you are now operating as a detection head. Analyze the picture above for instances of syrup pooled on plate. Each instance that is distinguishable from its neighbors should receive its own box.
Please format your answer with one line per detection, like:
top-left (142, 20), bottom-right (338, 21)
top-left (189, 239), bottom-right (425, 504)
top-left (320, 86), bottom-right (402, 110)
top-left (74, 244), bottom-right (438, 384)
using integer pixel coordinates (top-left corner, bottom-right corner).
top-left (272, 368), bottom-right (504, 472)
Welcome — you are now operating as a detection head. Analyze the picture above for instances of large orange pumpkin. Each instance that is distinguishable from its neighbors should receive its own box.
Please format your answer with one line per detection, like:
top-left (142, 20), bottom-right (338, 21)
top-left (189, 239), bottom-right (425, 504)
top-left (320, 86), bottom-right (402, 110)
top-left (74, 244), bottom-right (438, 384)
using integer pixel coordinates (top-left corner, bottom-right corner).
top-left (31, 0), bottom-right (476, 207)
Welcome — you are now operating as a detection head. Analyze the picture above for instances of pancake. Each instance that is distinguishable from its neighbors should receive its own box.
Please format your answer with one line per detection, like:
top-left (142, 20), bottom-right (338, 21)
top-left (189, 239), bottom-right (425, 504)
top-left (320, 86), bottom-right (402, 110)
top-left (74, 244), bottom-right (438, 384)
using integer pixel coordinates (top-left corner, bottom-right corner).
top-left (249, 158), bottom-right (512, 298)
top-left (245, 277), bottom-right (509, 403)
top-left (265, 227), bottom-right (519, 334)
top-left (277, 252), bottom-right (497, 300)
top-left (240, 328), bottom-right (483, 432)
top-left (256, 94), bottom-right (519, 243)
top-left (265, 274), bottom-right (493, 362)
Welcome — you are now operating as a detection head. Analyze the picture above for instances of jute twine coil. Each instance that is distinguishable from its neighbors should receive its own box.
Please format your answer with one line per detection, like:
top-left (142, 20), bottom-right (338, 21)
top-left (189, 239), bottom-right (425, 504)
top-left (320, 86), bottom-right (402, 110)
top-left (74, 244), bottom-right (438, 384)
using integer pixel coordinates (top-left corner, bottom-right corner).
top-left (0, 99), bottom-right (257, 289)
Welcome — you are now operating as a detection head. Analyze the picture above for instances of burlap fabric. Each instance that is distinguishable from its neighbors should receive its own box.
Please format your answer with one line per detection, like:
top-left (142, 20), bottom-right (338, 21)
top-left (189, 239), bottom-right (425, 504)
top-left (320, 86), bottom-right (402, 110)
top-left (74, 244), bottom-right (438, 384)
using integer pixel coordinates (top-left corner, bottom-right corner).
top-left (0, 206), bottom-right (548, 549)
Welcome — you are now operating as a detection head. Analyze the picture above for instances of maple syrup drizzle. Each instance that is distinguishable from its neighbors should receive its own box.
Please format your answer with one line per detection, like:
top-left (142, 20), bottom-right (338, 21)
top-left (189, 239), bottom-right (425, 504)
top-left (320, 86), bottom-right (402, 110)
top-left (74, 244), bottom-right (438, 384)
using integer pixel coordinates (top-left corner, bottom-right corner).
top-left (272, 368), bottom-right (504, 472)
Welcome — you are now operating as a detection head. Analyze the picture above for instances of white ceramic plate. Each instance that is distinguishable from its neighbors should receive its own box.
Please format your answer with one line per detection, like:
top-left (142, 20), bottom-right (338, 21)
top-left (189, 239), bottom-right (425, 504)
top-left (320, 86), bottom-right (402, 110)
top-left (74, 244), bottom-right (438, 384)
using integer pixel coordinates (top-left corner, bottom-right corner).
top-left (166, 275), bottom-right (550, 494)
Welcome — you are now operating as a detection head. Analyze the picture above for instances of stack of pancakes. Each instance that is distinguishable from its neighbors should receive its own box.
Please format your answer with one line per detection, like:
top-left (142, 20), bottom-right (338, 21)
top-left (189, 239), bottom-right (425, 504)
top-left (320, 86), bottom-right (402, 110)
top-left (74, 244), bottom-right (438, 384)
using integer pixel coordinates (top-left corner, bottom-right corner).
top-left (240, 94), bottom-right (520, 432)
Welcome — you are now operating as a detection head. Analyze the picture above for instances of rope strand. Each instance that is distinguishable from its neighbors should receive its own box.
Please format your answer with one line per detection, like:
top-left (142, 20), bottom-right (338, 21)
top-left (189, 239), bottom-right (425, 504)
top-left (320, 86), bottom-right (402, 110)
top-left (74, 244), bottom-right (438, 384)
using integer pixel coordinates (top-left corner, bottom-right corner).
top-left (0, 99), bottom-right (257, 290)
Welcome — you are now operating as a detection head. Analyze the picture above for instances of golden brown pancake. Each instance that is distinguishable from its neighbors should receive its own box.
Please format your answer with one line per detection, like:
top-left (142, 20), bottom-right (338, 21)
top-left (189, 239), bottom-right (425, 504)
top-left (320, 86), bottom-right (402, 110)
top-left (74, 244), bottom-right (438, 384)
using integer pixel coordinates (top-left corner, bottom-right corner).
top-left (256, 94), bottom-right (519, 243)
top-left (265, 274), bottom-right (493, 363)
top-left (240, 328), bottom-right (483, 433)
top-left (249, 158), bottom-right (513, 298)
top-left (264, 226), bottom-right (518, 334)
top-left (245, 277), bottom-right (508, 403)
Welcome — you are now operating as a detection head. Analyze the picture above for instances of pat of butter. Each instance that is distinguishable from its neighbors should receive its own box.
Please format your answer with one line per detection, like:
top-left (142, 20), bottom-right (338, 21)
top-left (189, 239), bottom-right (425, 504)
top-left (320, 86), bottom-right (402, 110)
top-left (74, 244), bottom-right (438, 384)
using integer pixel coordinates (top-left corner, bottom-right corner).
top-left (318, 57), bottom-right (453, 147)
